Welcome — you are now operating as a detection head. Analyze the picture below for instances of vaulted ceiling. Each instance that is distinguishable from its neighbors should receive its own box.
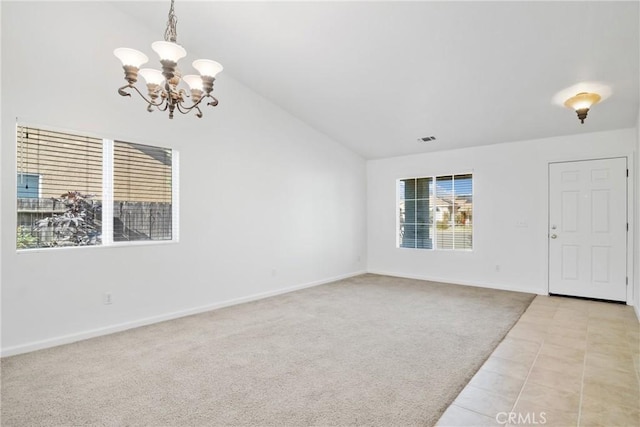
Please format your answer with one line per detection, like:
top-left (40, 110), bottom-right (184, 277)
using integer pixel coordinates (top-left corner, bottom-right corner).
top-left (113, 1), bottom-right (639, 159)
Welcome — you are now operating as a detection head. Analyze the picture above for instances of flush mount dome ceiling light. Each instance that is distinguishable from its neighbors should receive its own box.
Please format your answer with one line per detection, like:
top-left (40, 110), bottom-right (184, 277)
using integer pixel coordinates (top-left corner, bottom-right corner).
top-left (564, 92), bottom-right (601, 124)
top-left (114, 0), bottom-right (222, 119)
top-left (552, 82), bottom-right (612, 125)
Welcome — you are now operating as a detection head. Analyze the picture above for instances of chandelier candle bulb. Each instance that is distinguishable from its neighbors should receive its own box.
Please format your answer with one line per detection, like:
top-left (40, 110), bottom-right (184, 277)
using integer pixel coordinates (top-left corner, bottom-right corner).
top-left (114, 0), bottom-right (222, 119)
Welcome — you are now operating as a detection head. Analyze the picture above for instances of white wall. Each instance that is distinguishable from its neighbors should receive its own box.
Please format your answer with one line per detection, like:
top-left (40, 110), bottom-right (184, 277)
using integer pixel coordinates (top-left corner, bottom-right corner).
top-left (1, 2), bottom-right (366, 355)
top-left (368, 129), bottom-right (636, 298)
top-left (635, 109), bottom-right (640, 319)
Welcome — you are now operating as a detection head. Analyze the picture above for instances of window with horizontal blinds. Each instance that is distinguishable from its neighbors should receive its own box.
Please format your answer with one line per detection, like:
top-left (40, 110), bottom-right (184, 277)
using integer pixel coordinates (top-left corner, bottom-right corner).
top-left (398, 177), bottom-right (433, 249)
top-left (17, 126), bottom-right (103, 248)
top-left (16, 124), bottom-right (178, 250)
top-left (398, 174), bottom-right (473, 250)
top-left (113, 141), bottom-right (172, 241)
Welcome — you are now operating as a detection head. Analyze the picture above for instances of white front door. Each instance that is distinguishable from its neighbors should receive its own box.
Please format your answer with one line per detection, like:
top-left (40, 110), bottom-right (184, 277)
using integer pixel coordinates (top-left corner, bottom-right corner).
top-left (548, 158), bottom-right (627, 301)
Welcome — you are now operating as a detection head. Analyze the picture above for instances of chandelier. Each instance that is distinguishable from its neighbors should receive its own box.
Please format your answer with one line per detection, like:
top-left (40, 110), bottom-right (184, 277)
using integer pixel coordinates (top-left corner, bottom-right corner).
top-left (114, 0), bottom-right (223, 119)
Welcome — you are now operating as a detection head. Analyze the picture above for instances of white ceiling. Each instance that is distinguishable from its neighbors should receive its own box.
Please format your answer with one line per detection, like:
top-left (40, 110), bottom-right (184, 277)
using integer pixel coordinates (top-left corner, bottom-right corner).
top-left (114, 1), bottom-right (639, 159)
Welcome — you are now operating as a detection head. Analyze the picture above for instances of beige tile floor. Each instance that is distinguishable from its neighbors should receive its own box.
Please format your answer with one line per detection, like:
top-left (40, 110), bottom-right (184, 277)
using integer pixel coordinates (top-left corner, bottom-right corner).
top-left (436, 295), bottom-right (640, 427)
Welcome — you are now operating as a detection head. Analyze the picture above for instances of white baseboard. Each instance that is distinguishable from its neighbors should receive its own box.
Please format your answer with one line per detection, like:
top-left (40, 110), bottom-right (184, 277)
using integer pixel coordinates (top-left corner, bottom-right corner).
top-left (1, 270), bottom-right (366, 357)
top-left (635, 304), bottom-right (640, 323)
top-left (366, 269), bottom-right (546, 296)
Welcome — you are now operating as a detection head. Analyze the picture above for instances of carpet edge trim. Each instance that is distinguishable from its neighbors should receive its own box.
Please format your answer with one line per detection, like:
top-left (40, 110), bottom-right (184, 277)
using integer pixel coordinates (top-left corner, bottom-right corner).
top-left (367, 269), bottom-right (546, 295)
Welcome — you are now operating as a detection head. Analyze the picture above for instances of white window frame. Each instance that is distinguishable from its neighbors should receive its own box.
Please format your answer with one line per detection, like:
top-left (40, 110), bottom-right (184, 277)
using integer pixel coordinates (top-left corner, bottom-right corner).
top-left (396, 173), bottom-right (473, 251)
top-left (16, 123), bottom-right (180, 252)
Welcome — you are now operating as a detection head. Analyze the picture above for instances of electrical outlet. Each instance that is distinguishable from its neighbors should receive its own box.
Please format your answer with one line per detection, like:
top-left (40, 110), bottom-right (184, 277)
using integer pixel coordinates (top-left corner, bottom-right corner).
top-left (271, 269), bottom-right (277, 277)
top-left (495, 265), bottom-right (501, 272)
top-left (103, 292), bottom-right (113, 305)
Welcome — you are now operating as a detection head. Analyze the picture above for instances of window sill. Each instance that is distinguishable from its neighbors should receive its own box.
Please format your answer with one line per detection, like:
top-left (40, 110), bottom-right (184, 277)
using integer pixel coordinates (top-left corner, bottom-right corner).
top-left (16, 239), bottom-right (179, 254)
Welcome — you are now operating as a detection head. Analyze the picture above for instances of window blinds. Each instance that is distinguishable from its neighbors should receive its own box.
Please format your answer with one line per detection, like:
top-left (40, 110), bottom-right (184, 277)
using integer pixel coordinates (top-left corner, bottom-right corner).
top-left (16, 126), bottom-right (103, 248)
top-left (16, 125), bottom-right (177, 249)
top-left (113, 141), bottom-right (172, 242)
top-left (398, 174), bottom-right (473, 250)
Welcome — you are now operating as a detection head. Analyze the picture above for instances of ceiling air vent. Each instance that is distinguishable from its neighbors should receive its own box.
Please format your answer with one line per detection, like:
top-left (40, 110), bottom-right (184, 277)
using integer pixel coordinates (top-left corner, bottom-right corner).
top-left (418, 136), bottom-right (436, 142)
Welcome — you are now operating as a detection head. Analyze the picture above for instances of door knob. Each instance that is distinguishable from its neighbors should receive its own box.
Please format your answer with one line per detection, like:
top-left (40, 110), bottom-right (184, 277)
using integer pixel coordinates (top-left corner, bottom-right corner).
top-left (550, 234), bottom-right (557, 239)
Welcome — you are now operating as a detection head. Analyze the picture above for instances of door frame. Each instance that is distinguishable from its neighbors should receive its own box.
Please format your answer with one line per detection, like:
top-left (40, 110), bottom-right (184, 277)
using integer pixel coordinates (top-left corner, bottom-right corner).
top-left (547, 155), bottom-right (635, 305)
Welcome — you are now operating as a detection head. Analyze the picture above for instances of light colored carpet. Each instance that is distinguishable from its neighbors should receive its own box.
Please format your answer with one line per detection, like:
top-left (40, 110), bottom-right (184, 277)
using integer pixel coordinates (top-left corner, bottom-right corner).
top-left (1, 274), bottom-right (534, 426)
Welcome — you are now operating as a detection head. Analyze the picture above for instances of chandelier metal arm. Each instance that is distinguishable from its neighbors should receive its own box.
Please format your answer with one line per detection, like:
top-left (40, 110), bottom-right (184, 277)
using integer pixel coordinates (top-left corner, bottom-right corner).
top-left (176, 96), bottom-right (205, 114)
top-left (175, 101), bottom-right (200, 117)
top-left (147, 99), bottom-right (171, 113)
top-left (119, 82), bottom-right (220, 119)
top-left (155, 102), bottom-right (170, 113)
top-left (175, 92), bottom-right (218, 114)
top-left (118, 85), bottom-right (133, 98)
top-left (118, 84), bottom-right (169, 109)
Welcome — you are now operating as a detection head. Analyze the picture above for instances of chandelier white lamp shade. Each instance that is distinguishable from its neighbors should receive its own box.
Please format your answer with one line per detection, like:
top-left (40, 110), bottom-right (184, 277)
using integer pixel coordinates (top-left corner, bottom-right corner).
top-left (139, 69), bottom-right (165, 86)
top-left (114, 0), bottom-right (223, 119)
top-left (113, 48), bottom-right (149, 68)
top-left (183, 74), bottom-right (205, 103)
top-left (192, 59), bottom-right (224, 78)
top-left (151, 41), bottom-right (187, 63)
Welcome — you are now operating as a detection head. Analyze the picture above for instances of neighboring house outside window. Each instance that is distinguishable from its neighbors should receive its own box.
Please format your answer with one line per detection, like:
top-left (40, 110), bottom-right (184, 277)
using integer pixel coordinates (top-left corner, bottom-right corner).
top-left (397, 174), bottom-right (473, 250)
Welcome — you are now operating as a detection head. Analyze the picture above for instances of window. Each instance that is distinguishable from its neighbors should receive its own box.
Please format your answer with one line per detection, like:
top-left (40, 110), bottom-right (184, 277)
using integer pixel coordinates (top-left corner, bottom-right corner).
top-left (398, 174), bottom-right (473, 250)
top-left (113, 141), bottom-right (173, 242)
top-left (17, 127), bottom-right (103, 248)
top-left (16, 125), bottom-right (178, 250)
top-left (17, 173), bottom-right (41, 198)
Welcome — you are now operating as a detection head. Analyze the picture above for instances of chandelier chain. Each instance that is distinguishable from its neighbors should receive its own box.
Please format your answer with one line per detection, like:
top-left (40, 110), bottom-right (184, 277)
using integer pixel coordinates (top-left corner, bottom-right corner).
top-left (164, 0), bottom-right (178, 43)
